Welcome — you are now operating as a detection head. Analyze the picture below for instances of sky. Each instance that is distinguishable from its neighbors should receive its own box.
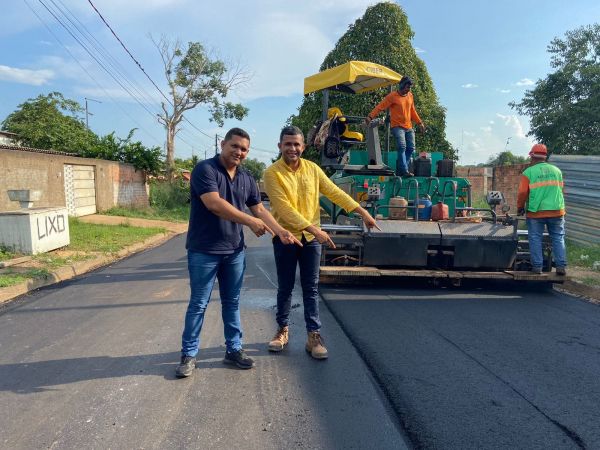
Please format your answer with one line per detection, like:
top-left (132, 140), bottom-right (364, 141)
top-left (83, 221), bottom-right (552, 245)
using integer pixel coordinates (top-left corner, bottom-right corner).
top-left (1, 0), bottom-right (599, 166)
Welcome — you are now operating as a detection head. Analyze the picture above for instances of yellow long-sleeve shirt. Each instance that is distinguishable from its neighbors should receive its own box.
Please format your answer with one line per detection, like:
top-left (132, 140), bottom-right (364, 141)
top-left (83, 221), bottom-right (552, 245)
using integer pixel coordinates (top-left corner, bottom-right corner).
top-left (368, 91), bottom-right (422, 129)
top-left (264, 158), bottom-right (360, 241)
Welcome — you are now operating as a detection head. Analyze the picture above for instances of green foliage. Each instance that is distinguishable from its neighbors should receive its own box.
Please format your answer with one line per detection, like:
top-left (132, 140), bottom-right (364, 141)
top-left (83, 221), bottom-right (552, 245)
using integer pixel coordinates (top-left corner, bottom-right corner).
top-left (511, 23), bottom-right (600, 155)
top-left (174, 155), bottom-right (200, 172)
top-left (155, 37), bottom-right (250, 175)
top-left (566, 239), bottom-right (600, 269)
top-left (2, 92), bottom-right (97, 153)
top-left (485, 151), bottom-right (528, 166)
top-left (149, 179), bottom-right (190, 210)
top-left (2, 93), bottom-right (164, 174)
top-left (83, 129), bottom-right (164, 175)
top-left (242, 157), bottom-right (266, 180)
top-left (290, 2), bottom-right (456, 163)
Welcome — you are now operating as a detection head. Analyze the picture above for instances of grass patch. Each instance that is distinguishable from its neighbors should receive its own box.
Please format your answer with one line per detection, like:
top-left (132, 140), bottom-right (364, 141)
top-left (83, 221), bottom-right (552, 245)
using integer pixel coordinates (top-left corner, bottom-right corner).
top-left (0, 269), bottom-right (49, 288)
top-left (68, 217), bottom-right (165, 253)
top-left (103, 205), bottom-right (189, 222)
top-left (580, 276), bottom-right (600, 288)
top-left (0, 246), bottom-right (17, 262)
top-left (566, 239), bottom-right (600, 270)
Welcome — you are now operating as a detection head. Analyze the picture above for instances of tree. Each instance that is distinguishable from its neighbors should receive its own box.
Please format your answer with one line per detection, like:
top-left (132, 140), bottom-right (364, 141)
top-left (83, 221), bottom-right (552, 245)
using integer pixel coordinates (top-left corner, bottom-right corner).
top-left (154, 37), bottom-right (250, 178)
top-left (290, 2), bottom-right (456, 163)
top-left (511, 23), bottom-right (600, 155)
top-left (242, 157), bottom-right (266, 181)
top-left (1, 92), bottom-right (97, 153)
top-left (485, 151), bottom-right (528, 166)
top-left (2, 93), bottom-right (163, 175)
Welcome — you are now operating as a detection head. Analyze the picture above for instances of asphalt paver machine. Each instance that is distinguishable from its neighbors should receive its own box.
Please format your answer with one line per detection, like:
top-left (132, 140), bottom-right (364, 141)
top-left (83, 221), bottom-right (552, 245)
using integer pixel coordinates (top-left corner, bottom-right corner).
top-left (303, 61), bottom-right (562, 285)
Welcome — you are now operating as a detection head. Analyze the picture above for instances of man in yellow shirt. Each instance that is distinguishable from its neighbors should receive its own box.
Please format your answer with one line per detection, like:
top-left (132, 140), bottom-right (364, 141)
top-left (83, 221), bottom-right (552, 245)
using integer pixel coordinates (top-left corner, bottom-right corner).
top-left (264, 126), bottom-right (379, 359)
top-left (366, 76), bottom-right (426, 177)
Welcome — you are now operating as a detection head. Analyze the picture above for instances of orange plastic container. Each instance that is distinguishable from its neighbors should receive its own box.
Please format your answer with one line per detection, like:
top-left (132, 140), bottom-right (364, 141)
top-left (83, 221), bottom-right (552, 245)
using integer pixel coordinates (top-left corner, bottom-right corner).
top-left (431, 201), bottom-right (449, 221)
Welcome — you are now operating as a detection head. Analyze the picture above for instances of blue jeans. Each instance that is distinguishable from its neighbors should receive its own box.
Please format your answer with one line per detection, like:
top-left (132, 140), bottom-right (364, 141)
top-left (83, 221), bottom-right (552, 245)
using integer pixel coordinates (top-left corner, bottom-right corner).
top-left (527, 217), bottom-right (567, 270)
top-left (391, 126), bottom-right (416, 175)
top-left (181, 249), bottom-right (246, 356)
top-left (273, 236), bottom-right (322, 332)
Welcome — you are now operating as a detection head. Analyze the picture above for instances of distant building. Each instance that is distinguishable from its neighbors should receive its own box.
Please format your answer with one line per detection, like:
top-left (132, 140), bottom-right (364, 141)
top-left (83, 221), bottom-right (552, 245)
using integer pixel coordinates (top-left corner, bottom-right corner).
top-left (0, 131), bottom-right (21, 146)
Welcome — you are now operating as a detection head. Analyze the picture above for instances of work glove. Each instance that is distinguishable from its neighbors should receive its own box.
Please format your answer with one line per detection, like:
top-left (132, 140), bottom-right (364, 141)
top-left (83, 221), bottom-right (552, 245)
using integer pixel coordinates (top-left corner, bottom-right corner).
top-left (517, 208), bottom-right (526, 216)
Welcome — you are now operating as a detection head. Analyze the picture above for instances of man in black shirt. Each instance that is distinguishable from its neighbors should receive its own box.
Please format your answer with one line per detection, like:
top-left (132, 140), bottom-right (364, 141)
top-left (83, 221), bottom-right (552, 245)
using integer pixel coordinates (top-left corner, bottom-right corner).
top-left (176, 128), bottom-right (300, 378)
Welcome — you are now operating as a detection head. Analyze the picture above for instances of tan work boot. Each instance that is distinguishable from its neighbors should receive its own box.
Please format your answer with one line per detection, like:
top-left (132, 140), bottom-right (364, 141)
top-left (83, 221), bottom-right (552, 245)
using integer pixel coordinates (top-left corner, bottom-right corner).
top-left (306, 331), bottom-right (328, 359)
top-left (268, 326), bottom-right (289, 352)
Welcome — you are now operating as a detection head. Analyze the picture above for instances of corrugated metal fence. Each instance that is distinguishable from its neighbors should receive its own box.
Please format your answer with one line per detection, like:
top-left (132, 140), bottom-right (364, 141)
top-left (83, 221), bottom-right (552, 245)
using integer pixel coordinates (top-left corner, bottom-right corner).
top-left (552, 155), bottom-right (600, 245)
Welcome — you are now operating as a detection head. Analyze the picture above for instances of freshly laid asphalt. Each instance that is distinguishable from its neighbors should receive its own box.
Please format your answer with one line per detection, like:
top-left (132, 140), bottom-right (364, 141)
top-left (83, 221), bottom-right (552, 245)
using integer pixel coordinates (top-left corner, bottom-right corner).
top-left (0, 233), bottom-right (406, 450)
top-left (321, 282), bottom-right (600, 449)
top-left (2, 230), bottom-right (600, 450)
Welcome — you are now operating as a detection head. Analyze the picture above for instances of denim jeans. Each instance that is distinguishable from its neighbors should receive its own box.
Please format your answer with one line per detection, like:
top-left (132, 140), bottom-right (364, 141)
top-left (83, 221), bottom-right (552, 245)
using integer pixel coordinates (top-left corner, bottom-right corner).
top-left (527, 217), bottom-right (567, 270)
top-left (391, 126), bottom-right (416, 175)
top-left (273, 236), bottom-right (322, 332)
top-left (181, 249), bottom-right (246, 356)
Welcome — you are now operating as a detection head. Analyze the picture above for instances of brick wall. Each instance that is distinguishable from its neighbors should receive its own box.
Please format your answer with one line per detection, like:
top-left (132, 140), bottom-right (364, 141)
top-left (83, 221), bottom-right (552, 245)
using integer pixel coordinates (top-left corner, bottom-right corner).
top-left (492, 163), bottom-right (528, 213)
top-left (457, 164), bottom-right (529, 212)
top-left (111, 164), bottom-right (149, 208)
top-left (456, 166), bottom-right (493, 204)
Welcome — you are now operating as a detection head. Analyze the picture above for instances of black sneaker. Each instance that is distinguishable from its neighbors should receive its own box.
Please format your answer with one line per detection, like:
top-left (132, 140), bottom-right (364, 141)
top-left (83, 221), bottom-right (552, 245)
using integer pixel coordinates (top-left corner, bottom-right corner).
top-left (530, 267), bottom-right (542, 274)
top-left (175, 355), bottom-right (196, 378)
top-left (223, 349), bottom-right (255, 369)
top-left (556, 267), bottom-right (567, 276)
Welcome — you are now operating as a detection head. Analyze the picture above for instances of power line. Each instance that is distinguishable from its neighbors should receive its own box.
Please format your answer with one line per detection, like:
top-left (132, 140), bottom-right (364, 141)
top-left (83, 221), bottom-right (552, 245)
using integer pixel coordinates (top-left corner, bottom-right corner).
top-left (36, 0), bottom-right (160, 121)
top-left (85, 0), bottom-right (232, 142)
top-left (86, 0), bottom-right (172, 107)
top-left (23, 0), bottom-right (163, 146)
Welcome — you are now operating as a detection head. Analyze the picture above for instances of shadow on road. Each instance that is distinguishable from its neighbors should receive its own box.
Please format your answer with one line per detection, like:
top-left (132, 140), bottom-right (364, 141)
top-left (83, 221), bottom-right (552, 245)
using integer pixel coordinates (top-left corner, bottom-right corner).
top-left (0, 345), bottom-right (269, 394)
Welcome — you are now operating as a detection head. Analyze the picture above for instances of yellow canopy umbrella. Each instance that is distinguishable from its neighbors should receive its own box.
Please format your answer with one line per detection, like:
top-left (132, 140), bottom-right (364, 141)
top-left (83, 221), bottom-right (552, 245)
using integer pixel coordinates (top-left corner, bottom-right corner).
top-left (304, 61), bottom-right (402, 95)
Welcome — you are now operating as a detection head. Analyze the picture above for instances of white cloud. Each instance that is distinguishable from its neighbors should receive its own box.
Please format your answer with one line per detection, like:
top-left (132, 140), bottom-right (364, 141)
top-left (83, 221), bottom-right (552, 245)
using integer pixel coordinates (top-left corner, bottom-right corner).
top-left (496, 113), bottom-right (526, 139)
top-left (415, 47), bottom-right (426, 53)
top-left (480, 126), bottom-right (492, 133)
top-left (0, 65), bottom-right (54, 85)
top-left (515, 78), bottom-right (534, 86)
top-left (463, 131), bottom-right (475, 137)
top-left (39, 40), bottom-right (53, 46)
top-left (489, 120), bottom-right (495, 125)
top-left (497, 88), bottom-right (511, 93)
top-left (461, 83), bottom-right (479, 89)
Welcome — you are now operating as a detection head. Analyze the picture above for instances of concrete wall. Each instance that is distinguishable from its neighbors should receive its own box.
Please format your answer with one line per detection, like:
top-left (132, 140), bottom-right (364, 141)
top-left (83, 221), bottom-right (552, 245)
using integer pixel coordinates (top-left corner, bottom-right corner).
top-left (0, 148), bottom-right (149, 213)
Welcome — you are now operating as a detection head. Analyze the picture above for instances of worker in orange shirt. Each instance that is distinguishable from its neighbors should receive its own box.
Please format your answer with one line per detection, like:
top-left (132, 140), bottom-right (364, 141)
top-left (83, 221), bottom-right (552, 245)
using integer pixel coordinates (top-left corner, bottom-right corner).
top-left (365, 76), bottom-right (425, 177)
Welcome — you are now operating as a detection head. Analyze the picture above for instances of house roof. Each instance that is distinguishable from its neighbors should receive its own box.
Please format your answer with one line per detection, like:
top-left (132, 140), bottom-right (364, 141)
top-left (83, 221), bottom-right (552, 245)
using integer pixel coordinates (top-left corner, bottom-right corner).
top-left (0, 144), bottom-right (79, 157)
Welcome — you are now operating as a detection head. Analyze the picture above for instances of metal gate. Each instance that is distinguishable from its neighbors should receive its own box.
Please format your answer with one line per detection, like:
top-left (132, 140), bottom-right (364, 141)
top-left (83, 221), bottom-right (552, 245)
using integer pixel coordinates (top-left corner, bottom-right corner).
top-left (63, 164), bottom-right (97, 216)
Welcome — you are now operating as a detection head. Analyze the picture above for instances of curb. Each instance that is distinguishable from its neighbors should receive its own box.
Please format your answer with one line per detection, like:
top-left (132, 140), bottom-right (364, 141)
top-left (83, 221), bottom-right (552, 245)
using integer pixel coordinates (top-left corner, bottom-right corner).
top-left (554, 280), bottom-right (600, 305)
top-left (0, 231), bottom-right (181, 305)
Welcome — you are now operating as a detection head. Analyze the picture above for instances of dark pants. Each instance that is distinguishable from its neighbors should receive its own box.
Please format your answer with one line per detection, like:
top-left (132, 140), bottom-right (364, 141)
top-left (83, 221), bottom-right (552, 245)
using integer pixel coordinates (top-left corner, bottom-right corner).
top-left (273, 236), bottom-right (322, 332)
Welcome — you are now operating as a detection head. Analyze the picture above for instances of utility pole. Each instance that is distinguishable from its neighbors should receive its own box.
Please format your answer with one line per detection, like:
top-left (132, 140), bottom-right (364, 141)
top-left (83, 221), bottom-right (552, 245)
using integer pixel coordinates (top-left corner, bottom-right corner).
top-left (504, 137), bottom-right (512, 151)
top-left (215, 134), bottom-right (218, 156)
top-left (84, 97), bottom-right (101, 129)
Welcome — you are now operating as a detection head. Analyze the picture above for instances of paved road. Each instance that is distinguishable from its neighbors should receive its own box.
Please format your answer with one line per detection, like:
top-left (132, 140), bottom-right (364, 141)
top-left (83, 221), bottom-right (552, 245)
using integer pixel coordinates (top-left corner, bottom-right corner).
top-left (321, 282), bottom-right (600, 449)
top-left (0, 234), bottom-right (406, 450)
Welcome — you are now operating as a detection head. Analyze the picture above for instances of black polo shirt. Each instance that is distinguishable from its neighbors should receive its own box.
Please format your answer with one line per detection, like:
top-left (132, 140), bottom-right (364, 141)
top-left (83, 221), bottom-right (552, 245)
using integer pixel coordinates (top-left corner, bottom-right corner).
top-left (186, 155), bottom-right (261, 254)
